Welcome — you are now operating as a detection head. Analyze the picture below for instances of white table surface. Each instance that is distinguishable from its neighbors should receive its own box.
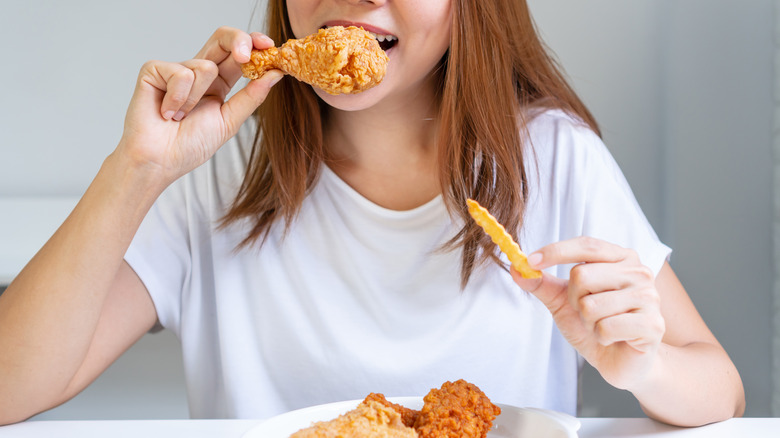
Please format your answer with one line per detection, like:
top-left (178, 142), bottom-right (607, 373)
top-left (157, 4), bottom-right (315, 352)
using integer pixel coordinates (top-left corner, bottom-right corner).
top-left (0, 418), bottom-right (777, 437)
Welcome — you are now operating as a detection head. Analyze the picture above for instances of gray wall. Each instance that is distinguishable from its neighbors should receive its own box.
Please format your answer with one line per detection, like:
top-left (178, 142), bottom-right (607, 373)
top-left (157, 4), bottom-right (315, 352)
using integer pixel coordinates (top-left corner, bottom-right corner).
top-left (0, 0), bottom-right (773, 420)
top-left (530, 0), bottom-right (774, 417)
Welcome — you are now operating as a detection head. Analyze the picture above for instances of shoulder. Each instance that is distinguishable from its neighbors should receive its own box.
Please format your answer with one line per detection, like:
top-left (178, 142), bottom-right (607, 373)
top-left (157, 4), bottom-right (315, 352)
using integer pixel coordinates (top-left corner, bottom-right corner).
top-left (524, 108), bottom-right (604, 162)
top-left (523, 108), bottom-right (613, 190)
top-left (521, 110), bottom-right (671, 274)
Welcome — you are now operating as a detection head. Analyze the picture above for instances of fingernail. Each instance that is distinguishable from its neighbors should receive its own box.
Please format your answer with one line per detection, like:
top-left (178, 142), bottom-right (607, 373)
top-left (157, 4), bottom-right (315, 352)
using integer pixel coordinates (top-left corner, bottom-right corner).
top-left (163, 110), bottom-right (175, 120)
top-left (267, 71), bottom-right (284, 87)
top-left (527, 252), bottom-right (543, 267)
top-left (239, 43), bottom-right (251, 59)
top-left (173, 110), bottom-right (185, 121)
top-left (259, 35), bottom-right (274, 46)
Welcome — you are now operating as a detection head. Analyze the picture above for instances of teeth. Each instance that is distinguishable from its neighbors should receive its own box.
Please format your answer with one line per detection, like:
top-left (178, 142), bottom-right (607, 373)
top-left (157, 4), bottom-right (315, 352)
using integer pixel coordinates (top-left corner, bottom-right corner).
top-left (366, 31), bottom-right (397, 43)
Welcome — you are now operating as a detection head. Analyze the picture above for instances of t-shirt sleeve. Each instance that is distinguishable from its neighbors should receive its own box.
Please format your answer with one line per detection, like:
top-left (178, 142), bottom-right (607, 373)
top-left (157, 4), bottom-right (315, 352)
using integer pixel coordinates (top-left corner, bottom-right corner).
top-left (525, 112), bottom-right (671, 277)
top-left (124, 179), bottom-right (192, 336)
top-left (580, 131), bottom-right (671, 275)
top-left (123, 119), bottom-right (254, 335)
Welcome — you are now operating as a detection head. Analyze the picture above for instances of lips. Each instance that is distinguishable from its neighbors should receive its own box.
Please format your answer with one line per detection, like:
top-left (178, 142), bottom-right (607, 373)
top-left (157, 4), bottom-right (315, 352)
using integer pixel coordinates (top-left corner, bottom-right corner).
top-left (322, 21), bottom-right (398, 52)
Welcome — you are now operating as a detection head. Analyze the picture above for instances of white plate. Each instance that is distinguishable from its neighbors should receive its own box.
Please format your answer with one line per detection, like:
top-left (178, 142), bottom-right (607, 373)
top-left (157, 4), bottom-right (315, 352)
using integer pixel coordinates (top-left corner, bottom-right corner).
top-left (243, 397), bottom-right (580, 438)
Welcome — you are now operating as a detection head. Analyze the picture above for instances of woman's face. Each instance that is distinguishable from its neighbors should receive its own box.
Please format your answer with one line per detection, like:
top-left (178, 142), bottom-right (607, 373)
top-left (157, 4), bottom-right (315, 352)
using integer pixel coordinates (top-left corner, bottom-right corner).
top-left (285, 0), bottom-right (452, 111)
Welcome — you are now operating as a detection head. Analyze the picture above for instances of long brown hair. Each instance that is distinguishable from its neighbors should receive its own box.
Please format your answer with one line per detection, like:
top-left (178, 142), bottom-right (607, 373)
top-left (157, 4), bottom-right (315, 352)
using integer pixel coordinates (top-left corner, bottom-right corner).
top-left (223, 0), bottom-right (599, 286)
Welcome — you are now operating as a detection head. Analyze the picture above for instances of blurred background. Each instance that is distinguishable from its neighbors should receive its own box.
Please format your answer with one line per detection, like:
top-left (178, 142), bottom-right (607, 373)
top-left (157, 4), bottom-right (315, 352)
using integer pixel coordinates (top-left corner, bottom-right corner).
top-left (0, 0), bottom-right (774, 420)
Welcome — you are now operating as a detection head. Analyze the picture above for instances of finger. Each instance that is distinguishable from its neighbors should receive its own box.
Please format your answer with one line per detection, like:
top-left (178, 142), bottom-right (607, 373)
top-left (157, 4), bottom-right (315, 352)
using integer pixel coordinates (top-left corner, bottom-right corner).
top-left (251, 32), bottom-right (276, 50)
top-left (511, 268), bottom-right (570, 316)
top-left (205, 32), bottom-right (277, 100)
top-left (220, 69), bottom-right (284, 136)
top-left (161, 68), bottom-right (197, 121)
top-left (173, 59), bottom-right (220, 119)
top-left (196, 26), bottom-right (252, 64)
top-left (578, 286), bottom-right (661, 331)
top-left (528, 236), bottom-right (639, 271)
top-left (137, 61), bottom-right (197, 120)
top-left (134, 60), bottom-right (166, 102)
top-left (568, 261), bottom-right (656, 310)
top-left (197, 28), bottom-right (274, 65)
top-left (220, 32), bottom-right (274, 79)
top-left (594, 311), bottom-right (665, 350)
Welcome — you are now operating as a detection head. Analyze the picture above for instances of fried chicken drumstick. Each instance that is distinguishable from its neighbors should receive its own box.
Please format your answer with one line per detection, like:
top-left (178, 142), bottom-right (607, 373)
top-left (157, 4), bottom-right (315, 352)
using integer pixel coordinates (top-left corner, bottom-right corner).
top-left (241, 26), bottom-right (389, 95)
top-left (414, 380), bottom-right (501, 438)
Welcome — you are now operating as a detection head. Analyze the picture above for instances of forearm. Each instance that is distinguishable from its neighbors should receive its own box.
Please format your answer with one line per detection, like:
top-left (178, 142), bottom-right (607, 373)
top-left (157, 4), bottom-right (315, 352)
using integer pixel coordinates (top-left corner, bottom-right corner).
top-left (0, 151), bottom-right (165, 419)
top-left (630, 341), bottom-right (745, 426)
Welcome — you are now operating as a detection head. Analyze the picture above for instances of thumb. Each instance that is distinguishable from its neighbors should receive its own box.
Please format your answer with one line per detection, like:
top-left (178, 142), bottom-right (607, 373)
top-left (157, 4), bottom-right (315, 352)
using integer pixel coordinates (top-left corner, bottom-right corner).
top-left (510, 268), bottom-right (569, 315)
top-left (221, 69), bottom-right (284, 134)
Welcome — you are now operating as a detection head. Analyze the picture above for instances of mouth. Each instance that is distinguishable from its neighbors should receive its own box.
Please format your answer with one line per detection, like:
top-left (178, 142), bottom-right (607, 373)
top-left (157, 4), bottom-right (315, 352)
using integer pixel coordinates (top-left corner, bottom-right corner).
top-left (365, 31), bottom-right (398, 52)
top-left (322, 24), bottom-right (398, 52)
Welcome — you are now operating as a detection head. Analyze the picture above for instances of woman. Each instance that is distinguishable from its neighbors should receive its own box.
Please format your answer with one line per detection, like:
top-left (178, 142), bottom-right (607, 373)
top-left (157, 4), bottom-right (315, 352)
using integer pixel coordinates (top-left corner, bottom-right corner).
top-left (0, 0), bottom-right (744, 426)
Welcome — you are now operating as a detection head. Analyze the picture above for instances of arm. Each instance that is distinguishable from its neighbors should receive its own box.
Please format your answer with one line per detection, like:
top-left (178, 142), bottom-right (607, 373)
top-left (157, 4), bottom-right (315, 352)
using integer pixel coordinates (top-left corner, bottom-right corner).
top-left (512, 237), bottom-right (744, 426)
top-left (629, 263), bottom-right (744, 424)
top-left (0, 27), bottom-right (282, 425)
top-left (0, 165), bottom-right (160, 424)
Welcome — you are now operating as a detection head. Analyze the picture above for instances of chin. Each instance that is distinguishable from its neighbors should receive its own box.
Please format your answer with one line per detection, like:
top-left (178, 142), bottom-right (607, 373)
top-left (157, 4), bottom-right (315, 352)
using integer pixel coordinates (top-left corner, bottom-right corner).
top-left (313, 83), bottom-right (389, 112)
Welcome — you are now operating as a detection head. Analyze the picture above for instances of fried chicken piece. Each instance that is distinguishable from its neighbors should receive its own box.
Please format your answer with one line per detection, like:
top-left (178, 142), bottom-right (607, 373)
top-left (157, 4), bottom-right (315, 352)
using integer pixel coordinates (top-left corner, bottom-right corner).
top-left (290, 400), bottom-right (418, 438)
top-left (413, 380), bottom-right (501, 438)
top-left (241, 26), bottom-right (389, 95)
top-left (363, 393), bottom-right (420, 428)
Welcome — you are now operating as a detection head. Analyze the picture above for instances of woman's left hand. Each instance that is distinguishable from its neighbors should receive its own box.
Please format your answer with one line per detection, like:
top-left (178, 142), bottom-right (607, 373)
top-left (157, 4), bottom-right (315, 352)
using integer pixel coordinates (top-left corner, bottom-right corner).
top-left (511, 236), bottom-right (665, 391)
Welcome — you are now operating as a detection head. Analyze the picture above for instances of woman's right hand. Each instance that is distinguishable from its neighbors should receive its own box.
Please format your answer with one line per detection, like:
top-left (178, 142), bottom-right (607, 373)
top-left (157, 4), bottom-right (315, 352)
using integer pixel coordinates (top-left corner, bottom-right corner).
top-left (116, 26), bottom-right (283, 187)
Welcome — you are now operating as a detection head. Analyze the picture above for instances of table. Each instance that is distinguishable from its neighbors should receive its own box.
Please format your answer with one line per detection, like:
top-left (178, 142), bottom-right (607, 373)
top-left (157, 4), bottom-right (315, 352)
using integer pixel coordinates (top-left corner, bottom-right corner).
top-left (0, 418), bottom-right (777, 437)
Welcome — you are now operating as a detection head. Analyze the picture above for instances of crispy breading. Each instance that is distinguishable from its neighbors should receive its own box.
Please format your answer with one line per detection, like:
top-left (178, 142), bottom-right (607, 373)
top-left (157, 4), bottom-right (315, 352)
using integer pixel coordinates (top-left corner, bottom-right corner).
top-left (413, 380), bottom-right (501, 438)
top-left (241, 26), bottom-right (388, 95)
top-left (363, 393), bottom-right (420, 428)
top-left (289, 400), bottom-right (418, 438)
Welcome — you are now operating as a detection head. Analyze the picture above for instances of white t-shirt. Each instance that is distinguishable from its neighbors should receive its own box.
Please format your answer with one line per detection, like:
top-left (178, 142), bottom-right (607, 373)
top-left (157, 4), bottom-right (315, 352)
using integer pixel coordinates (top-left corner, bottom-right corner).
top-left (124, 109), bottom-right (670, 419)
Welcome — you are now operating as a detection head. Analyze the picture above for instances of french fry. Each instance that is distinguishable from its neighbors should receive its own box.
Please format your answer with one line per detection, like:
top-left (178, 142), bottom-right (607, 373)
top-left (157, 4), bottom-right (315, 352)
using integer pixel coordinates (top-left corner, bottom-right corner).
top-left (466, 199), bottom-right (542, 279)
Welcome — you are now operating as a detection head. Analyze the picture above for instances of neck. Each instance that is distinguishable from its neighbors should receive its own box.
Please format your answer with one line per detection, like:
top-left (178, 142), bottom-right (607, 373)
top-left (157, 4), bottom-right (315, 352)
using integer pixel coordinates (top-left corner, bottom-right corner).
top-left (323, 85), bottom-right (442, 210)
